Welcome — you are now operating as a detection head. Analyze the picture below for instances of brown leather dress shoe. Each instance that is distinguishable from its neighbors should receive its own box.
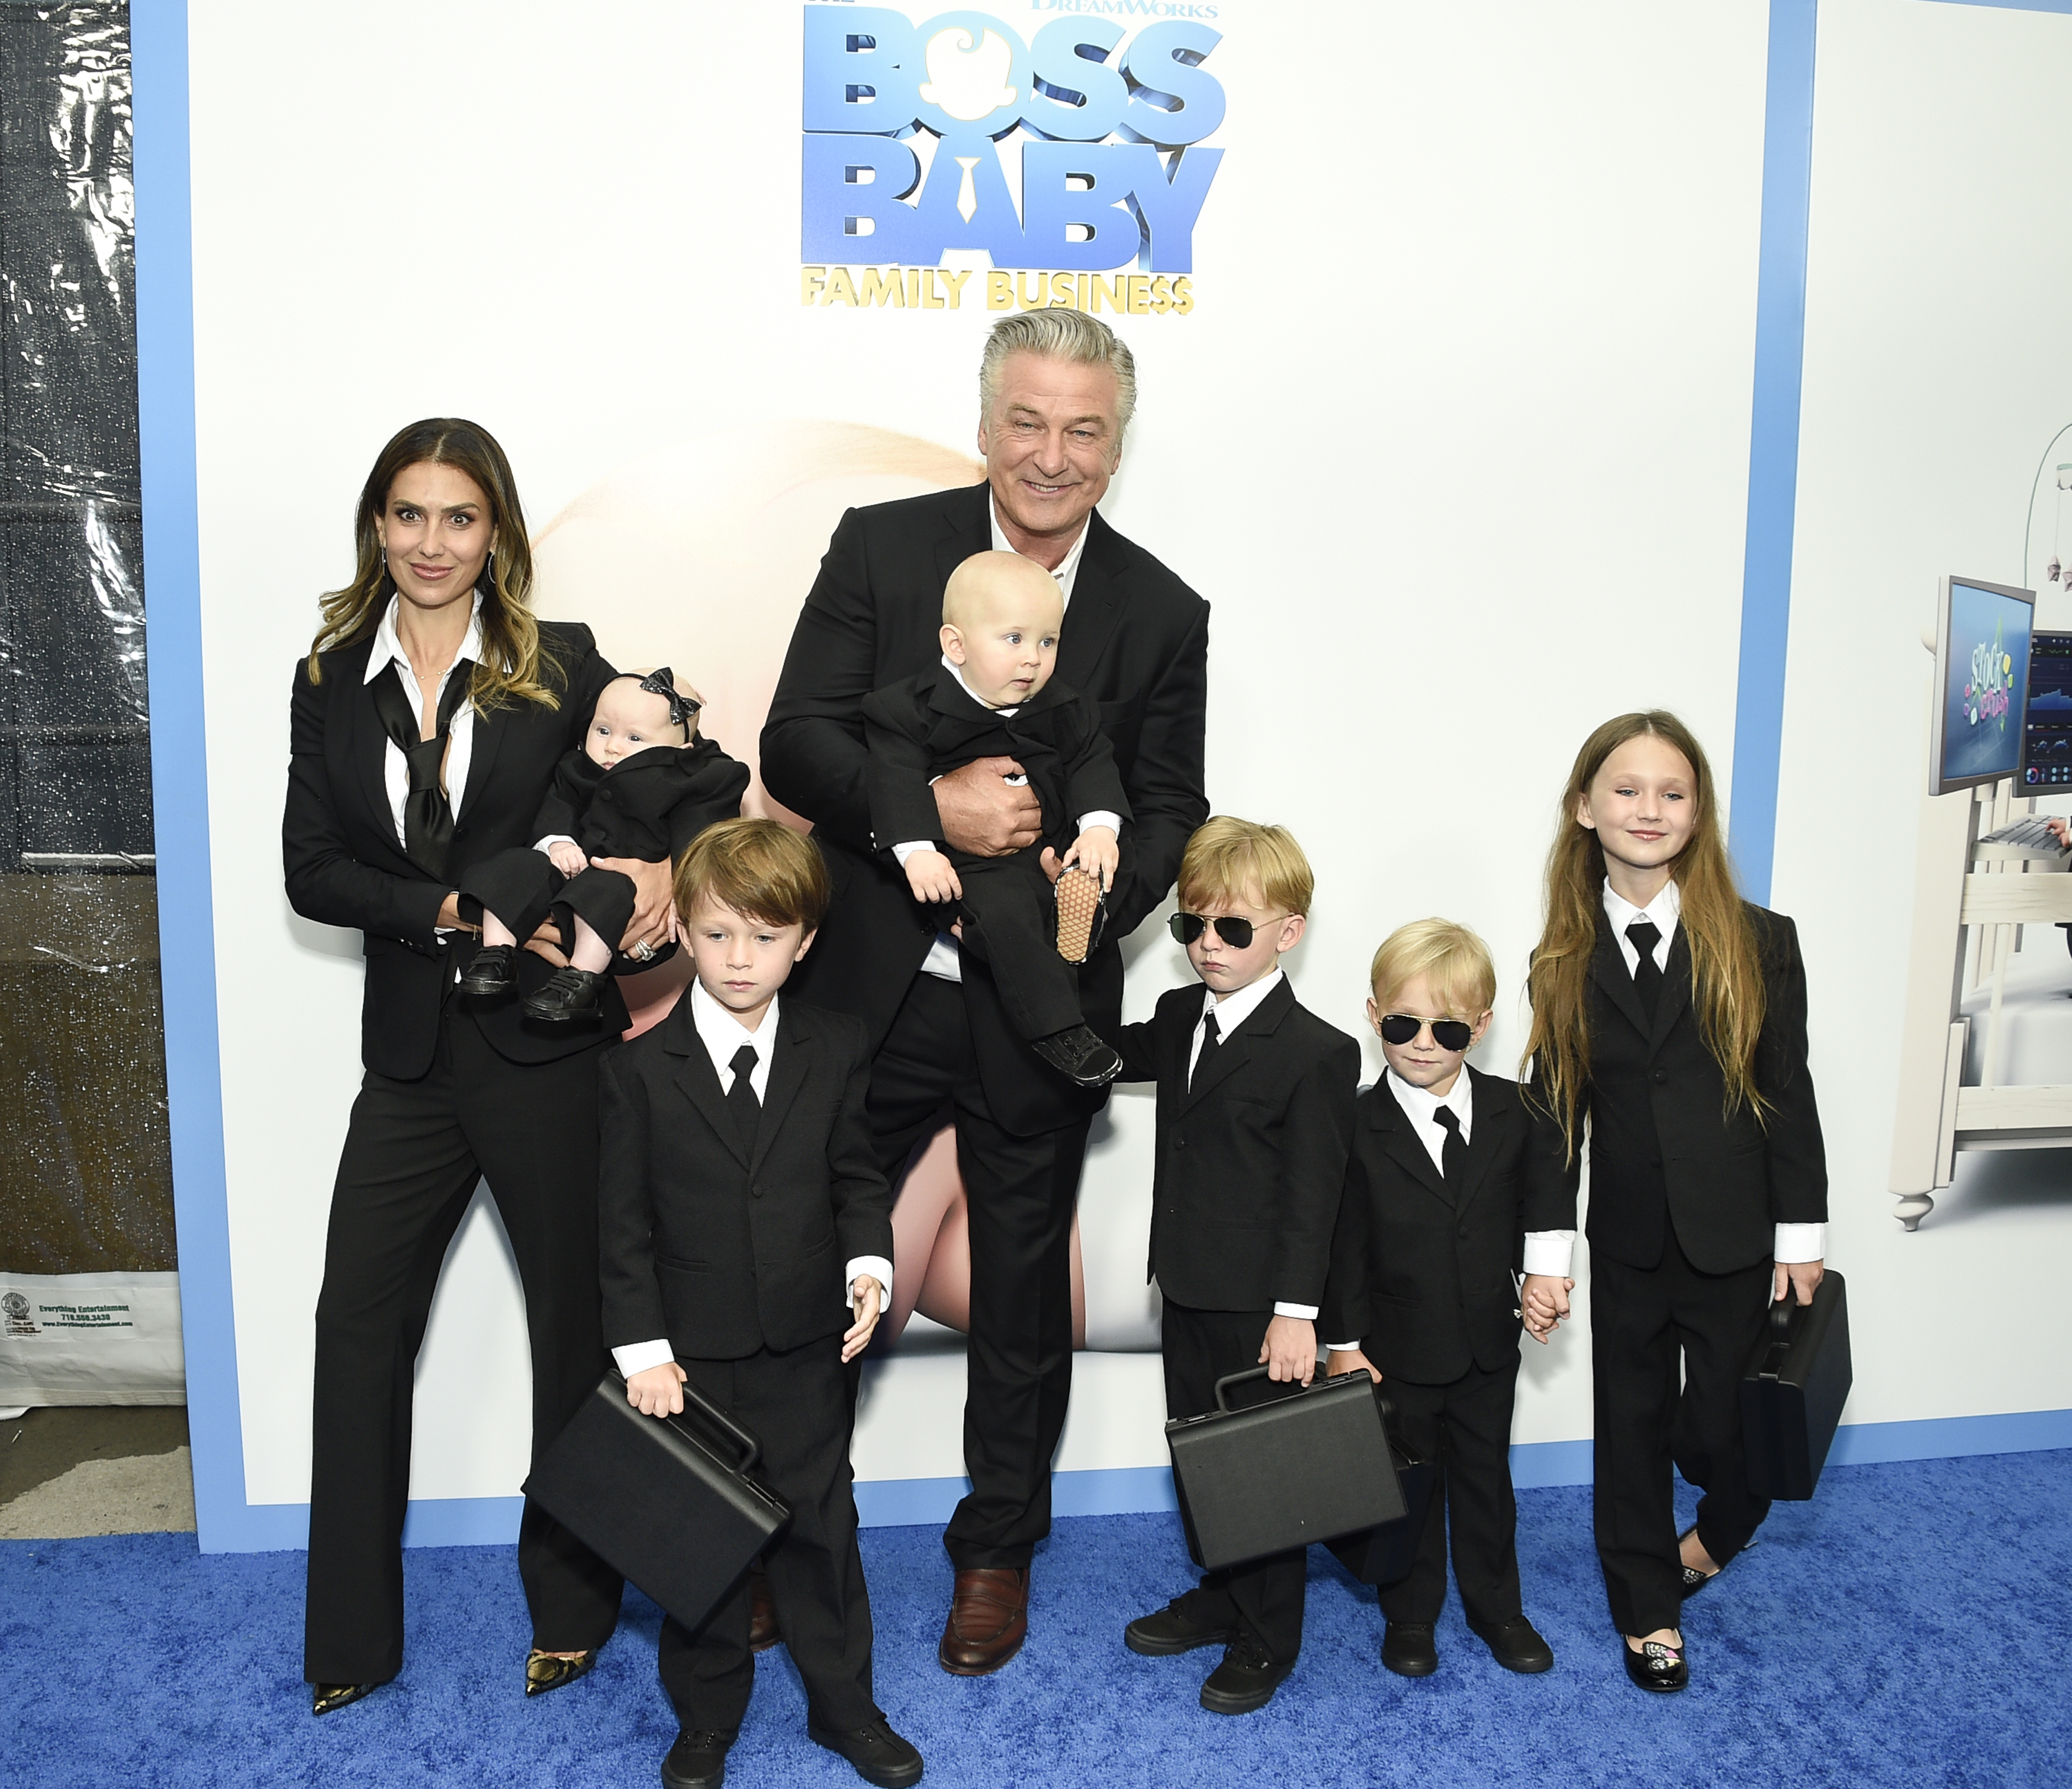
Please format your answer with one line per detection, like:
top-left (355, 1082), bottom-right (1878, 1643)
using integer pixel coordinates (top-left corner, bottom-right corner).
top-left (938, 1566), bottom-right (1028, 1675)
top-left (747, 1560), bottom-right (780, 1653)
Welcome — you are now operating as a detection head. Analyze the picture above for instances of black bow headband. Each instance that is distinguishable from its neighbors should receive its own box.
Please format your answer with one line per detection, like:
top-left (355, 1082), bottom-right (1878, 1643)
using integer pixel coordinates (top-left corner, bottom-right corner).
top-left (636, 668), bottom-right (701, 735)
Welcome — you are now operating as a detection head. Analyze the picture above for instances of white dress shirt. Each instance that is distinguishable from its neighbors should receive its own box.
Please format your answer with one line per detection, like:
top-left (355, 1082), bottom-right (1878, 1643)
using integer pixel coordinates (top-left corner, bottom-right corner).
top-left (1325, 1069), bottom-right (1474, 1351)
top-left (364, 593), bottom-right (484, 854)
top-left (1521, 879), bottom-right (1825, 1281)
top-left (1178, 971), bottom-right (1317, 1323)
top-left (610, 983), bottom-right (895, 1380)
top-left (918, 499), bottom-right (1095, 983)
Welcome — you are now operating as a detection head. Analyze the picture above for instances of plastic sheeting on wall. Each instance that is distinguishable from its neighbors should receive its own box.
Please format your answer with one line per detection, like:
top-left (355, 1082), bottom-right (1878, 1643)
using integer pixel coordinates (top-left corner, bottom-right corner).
top-left (0, 2), bottom-right (179, 1402)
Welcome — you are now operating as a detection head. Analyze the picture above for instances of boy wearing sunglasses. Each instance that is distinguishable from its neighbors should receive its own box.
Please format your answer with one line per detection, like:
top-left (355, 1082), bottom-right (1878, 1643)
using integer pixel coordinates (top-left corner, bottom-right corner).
top-left (1320, 920), bottom-right (1571, 1680)
top-left (1108, 818), bottom-right (1359, 1714)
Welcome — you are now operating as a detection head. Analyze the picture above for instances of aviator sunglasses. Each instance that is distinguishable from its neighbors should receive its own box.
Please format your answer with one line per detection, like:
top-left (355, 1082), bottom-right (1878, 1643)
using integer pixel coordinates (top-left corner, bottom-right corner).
top-left (1376, 1012), bottom-right (1475, 1052)
top-left (1169, 911), bottom-right (1281, 950)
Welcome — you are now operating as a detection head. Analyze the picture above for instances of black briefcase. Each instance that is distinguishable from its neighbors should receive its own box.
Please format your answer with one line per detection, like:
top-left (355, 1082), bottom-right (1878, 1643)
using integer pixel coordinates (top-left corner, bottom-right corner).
top-left (523, 1370), bottom-right (790, 1632)
top-left (1741, 1272), bottom-right (1852, 1501)
top-left (1167, 1367), bottom-right (1407, 1572)
top-left (1325, 1417), bottom-right (1436, 1589)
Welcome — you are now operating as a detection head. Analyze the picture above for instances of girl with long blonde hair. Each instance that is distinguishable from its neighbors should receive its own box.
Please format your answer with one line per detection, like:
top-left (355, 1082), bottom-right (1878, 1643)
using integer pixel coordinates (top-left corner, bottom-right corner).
top-left (1520, 712), bottom-right (1828, 1695)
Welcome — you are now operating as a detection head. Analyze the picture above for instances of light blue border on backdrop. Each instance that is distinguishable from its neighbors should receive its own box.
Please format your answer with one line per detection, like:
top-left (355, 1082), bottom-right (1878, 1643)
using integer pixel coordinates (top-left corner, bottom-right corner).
top-left (128, 0), bottom-right (2072, 1555)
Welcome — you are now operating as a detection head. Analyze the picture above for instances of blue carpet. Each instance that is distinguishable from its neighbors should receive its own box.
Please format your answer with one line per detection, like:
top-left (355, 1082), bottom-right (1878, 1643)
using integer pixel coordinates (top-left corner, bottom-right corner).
top-left (3, 1450), bottom-right (2066, 1788)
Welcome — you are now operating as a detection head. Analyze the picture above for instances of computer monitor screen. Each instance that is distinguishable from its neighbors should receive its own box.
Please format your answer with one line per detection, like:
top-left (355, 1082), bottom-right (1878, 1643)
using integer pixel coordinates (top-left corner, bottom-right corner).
top-left (1932, 575), bottom-right (2034, 796)
top-left (2022, 631), bottom-right (2072, 788)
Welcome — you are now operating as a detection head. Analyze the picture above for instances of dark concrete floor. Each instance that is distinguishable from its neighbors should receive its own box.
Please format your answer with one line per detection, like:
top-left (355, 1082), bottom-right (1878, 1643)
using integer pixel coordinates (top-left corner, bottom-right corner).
top-left (0, 1404), bottom-right (189, 1511)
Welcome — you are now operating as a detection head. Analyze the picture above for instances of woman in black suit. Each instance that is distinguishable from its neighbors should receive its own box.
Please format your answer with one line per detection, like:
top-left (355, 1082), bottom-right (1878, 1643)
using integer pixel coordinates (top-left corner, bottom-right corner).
top-left (284, 418), bottom-right (674, 1714)
top-left (1521, 711), bottom-right (1828, 1695)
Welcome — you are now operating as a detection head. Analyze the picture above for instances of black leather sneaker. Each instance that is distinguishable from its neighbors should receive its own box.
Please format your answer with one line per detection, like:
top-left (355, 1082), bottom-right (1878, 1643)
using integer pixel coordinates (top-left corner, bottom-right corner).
top-left (1199, 1629), bottom-right (1295, 1714)
top-left (458, 943), bottom-right (517, 999)
top-left (661, 1728), bottom-right (734, 1788)
top-left (1124, 1599), bottom-right (1237, 1656)
top-left (806, 1716), bottom-right (924, 1787)
top-left (1468, 1614), bottom-right (1554, 1674)
top-left (522, 966), bottom-right (605, 1027)
top-left (1031, 1023), bottom-right (1122, 1087)
top-left (1381, 1621), bottom-right (1439, 1677)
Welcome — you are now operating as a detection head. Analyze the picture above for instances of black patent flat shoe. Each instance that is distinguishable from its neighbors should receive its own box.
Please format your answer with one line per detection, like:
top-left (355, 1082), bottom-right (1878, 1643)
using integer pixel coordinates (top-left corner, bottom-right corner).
top-left (1623, 1636), bottom-right (1688, 1693)
top-left (458, 943), bottom-right (517, 999)
top-left (520, 967), bottom-right (605, 1027)
top-left (1679, 1525), bottom-right (1754, 1596)
top-left (311, 1681), bottom-right (377, 1716)
top-left (523, 1648), bottom-right (597, 1697)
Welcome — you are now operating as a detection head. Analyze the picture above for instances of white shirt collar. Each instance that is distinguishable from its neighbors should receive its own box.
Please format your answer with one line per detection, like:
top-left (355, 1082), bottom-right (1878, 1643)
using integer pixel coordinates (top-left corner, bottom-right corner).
top-left (1200, 966), bottom-right (1285, 1037)
top-left (1385, 1064), bottom-right (1475, 1132)
top-left (1601, 876), bottom-right (1681, 938)
top-left (689, 977), bottom-right (777, 1069)
top-left (363, 591), bottom-right (486, 690)
top-left (990, 494), bottom-right (1090, 606)
top-left (940, 652), bottom-right (1022, 716)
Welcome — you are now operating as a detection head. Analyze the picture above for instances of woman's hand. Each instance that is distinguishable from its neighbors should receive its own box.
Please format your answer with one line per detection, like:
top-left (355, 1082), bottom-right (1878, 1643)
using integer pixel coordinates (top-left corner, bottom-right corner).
top-left (625, 1361), bottom-right (687, 1418)
top-left (1260, 1314), bottom-right (1317, 1385)
top-left (435, 891), bottom-right (474, 932)
top-left (1325, 1347), bottom-right (1381, 1385)
top-left (842, 1276), bottom-right (885, 1363)
top-left (595, 855), bottom-right (676, 955)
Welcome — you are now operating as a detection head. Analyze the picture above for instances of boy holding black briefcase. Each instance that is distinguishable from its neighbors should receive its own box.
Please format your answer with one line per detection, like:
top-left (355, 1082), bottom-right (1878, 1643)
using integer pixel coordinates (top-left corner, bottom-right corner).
top-left (1108, 818), bottom-right (1360, 1715)
top-left (598, 819), bottom-right (922, 1789)
top-left (1323, 920), bottom-right (1572, 1681)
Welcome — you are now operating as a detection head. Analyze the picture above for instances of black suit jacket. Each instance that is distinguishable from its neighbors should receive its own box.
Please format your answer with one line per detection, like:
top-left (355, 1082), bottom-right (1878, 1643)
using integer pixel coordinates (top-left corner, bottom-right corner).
top-left (861, 669), bottom-right (1131, 861)
top-left (1538, 905), bottom-right (1828, 1275)
top-left (1111, 979), bottom-right (1359, 1312)
top-left (1321, 1070), bottom-right (1570, 1386)
top-left (596, 995), bottom-right (895, 1362)
top-left (534, 736), bottom-right (750, 863)
top-left (283, 620), bottom-right (627, 1078)
top-left (761, 483), bottom-right (1209, 1136)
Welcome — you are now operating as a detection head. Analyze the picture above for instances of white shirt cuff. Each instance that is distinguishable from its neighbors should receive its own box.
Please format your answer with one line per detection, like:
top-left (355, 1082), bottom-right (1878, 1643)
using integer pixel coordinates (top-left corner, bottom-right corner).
top-left (1773, 1222), bottom-right (1826, 1264)
top-left (1076, 811), bottom-right (1122, 836)
top-left (891, 841), bottom-right (936, 867)
top-left (1271, 1301), bottom-right (1319, 1321)
top-left (1324, 1341), bottom-right (1362, 1355)
top-left (533, 833), bottom-right (577, 855)
top-left (612, 1338), bottom-right (675, 1378)
top-left (846, 1256), bottom-right (893, 1307)
top-left (1521, 1231), bottom-right (1575, 1278)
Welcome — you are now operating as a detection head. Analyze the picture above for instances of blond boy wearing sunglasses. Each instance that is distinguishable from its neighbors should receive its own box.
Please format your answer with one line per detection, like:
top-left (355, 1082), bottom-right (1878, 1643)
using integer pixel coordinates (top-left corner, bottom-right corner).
top-left (1105, 818), bottom-right (1359, 1715)
top-left (1320, 919), bottom-right (1571, 1681)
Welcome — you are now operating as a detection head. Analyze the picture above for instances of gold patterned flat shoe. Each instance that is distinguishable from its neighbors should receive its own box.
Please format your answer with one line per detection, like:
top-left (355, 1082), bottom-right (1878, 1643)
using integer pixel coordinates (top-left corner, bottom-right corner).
top-left (524, 1649), bottom-right (598, 1697)
top-left (1053, 866), bottom-right (1106, 964)
top-left (312, 1681), bottom-right (377, 1716)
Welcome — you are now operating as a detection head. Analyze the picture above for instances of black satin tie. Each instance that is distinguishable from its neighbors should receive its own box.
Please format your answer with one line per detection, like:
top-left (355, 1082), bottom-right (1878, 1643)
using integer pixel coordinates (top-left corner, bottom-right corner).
top-left (1191, 1009), bottom-right (1221, 1091)
top-left (1432, 1103), bottom-right (1468, 1194)
top-left (727, 1043), bottom-right (761, 1149)
top-left (1626, 919), bottom-right (1664, 1022)
top-left (369, 660), bottom-right (472, 877)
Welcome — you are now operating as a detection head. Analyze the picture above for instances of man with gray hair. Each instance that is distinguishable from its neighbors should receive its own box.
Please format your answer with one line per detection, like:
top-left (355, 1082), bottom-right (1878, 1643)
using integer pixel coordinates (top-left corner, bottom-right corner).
top-left (763, 310), bottom-right (1209, 1677)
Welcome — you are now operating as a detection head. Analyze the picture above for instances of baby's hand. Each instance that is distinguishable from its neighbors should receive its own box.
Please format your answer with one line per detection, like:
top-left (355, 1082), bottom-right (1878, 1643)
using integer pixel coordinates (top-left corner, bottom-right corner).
top-left (625, 1361), bottom-right (686, 1418)
top-left (1520, 1273), bottom-right (1575, 1344)
top-left (1062, 825), bottom-right (1119, 893)
top-left (905, 850), bottom-right (963, 905)
top-left (841, 1276), bottom-right (884, 1363)
top-left (547, 840), bottom-right (588, 877)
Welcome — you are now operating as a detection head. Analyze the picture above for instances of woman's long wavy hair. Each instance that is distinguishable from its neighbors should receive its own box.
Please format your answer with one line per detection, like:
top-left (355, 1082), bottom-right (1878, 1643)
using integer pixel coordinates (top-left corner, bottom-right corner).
top-left (305, 417), bottom-right (560, 712)
top-left (1522, 710), bottom-right (1769, 1159)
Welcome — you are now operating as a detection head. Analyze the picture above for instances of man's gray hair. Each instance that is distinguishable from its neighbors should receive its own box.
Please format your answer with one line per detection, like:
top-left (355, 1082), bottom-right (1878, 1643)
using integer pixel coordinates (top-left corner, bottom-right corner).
top-left (977, 310), bottom-right (1137, 442)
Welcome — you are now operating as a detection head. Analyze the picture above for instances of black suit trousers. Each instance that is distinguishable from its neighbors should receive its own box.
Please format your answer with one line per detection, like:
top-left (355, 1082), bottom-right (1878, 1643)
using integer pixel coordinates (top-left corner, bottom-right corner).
top-left (953, 851), bottom-right (1082, 1042)
top-left (1375, 1355), bottom-right (1524, 1629)
top-left (303, 1011), bottom-right (623, 1685)
top-left (659, 1341), bottom-right (877, 1733)
top-left (866, 973), bottom-right (1089, 1569)
top-left (459, 847), bottom-right (639, 960)
top-left (1591, 1231), bottom-right (1774, 1636)
top-left (1162, 1302), bottom-right (1308, 1664)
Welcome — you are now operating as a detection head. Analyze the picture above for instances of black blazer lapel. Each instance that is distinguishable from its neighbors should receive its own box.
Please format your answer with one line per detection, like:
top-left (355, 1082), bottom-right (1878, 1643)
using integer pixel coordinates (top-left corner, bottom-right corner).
top-left (456, 694), bottom-right (509, 825)
top-left (348, 654), bottom-right (397, 837)
top-left (751, 1008), bottom-right (813, 1175)
top-left (1652, 929), bottom-right (1694, 1053)
top-left (1183, 977), bottom-right (1294, 1111)
top-left (1057, 512), bottom-right (1127, 682)
top-left (1590, 915), bottom-right (1652, 1042)
top-left (662, 999), bottom-right (752, 1167)
top-left (1452, 1073), bottom-right (1512, 1219)
top-left (1372, 1078), bottom-right (1453, 1206)
top-left (932, 483), bottom-right (994, 592)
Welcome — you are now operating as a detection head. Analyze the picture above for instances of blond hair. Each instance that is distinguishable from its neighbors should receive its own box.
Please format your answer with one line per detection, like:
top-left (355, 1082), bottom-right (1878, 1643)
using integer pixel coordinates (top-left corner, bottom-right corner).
top-left (674, 819), bottom-right (830, 932)
top-left (1370, 919), bottom-right (1497, 1016)
top-left (1177, 818), bottom-right (1315, 916)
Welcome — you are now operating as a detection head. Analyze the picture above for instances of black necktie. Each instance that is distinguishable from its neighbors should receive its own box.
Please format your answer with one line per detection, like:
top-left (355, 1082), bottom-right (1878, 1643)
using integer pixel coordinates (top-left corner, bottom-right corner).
top-left (368, 659), bottom-right (472, 877)
top-left (1626, 919), bottom-right (1664, 1022)
top-left (1191, 1010), bottom-right (1221, 1090)
top-left (727, 1043), bottom-right (761, 1148)
top-left (1432, 1103), bottom-right (1468, 1195)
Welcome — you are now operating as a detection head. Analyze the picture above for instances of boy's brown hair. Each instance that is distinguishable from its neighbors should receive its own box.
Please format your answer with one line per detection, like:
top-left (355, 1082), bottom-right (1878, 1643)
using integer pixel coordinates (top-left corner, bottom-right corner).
top-left (1176, 816), bottom-right (1315, 917)
top-left (1369, 918), bottom-right (1497, 1018)
top-left (673, 818), bottom-right (830, 931)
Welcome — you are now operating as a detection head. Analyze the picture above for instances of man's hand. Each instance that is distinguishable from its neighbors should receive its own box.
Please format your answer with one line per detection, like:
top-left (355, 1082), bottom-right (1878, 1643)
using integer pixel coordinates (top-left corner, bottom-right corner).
top-left (1260, 1314), bottom-right (1318, 1385)
top-left (524, 916), bottom-right (569, 967)
top-left (1521, 1273), bottom-right (1575, 1343)
top-left (1325, 1347), bottom-right (1381, 1385)
top-left (904, 850), bottom-right (963, 905)
top-left (1773, 1258), bottom-right (1825, 1307)
top-left (546, 840), bottom-right (588, 877)
top-left (1063, 825), bottom-right (1119, 893)
top-left (2049, 817), bottom-right (2070, 851)
top-left (842, 1276), bottom-right (884, 1363)
top-left (934, 757), bottom-right (1044, 857)
top-left (596, 855), bottom-right (677, 955)
top-left (626, 1360), bottom-right (687, 1418)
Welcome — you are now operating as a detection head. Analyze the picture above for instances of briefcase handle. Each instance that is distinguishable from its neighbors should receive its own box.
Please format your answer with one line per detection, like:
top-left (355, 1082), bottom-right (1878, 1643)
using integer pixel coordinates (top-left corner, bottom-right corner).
top-left (609, 1369), bottom-right (762, 1473)
top-left (1755, 1294), bottom-right (1801, 1382)
top-left (1212, 1365), bottom-right (1394, 1426)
